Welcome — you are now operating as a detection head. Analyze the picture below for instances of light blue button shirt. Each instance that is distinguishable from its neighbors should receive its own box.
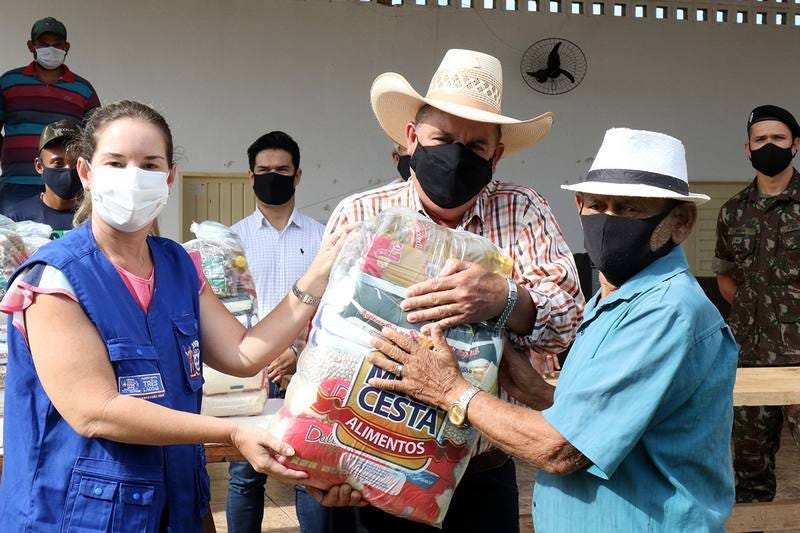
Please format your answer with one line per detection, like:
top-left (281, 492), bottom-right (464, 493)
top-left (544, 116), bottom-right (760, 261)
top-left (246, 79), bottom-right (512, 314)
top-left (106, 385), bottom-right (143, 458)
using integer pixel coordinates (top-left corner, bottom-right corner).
top-left (534, 247), bottom-right (737, 532)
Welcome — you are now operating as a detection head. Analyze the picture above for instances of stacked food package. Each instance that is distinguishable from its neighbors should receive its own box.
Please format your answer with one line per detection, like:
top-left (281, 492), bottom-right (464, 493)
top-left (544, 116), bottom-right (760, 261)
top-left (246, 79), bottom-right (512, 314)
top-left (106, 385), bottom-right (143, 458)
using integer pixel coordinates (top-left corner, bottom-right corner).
top-left (182, 221), bottom-right (267, 417)
top-left (0, 215), bottom-right (55, 448)
top-left (267, 208), bottom-right (513, 527)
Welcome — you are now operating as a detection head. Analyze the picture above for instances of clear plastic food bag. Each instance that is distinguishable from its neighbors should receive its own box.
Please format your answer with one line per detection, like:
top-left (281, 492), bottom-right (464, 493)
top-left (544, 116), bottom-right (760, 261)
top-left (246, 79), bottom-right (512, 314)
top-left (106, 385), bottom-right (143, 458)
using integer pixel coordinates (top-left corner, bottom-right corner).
top-left (0, 229), bottom-right (28, 300)
top-left (182, 221), bottom-right (258, 328)
top-left (183, 221), bottom-right (266, 416)
top-left (267, 208), bottom-right (512, 527)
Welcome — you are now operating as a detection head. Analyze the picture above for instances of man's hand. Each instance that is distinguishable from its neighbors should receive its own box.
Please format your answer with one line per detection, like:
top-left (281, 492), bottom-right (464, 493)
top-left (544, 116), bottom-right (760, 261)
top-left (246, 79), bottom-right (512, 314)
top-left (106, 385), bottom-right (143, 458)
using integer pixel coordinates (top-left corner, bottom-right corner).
top-left (306, 484), bottom-right (368, 507)
top-left (266, 347), bottom-right (297, 385)
top-left (530, 350), bottom-right (561, 379)
top-left (367, 325), bottom-right (469, 410)
top-left (402, 260), bottom-right (507, 330)
top-left (498, 343), bottom-right (555, 411)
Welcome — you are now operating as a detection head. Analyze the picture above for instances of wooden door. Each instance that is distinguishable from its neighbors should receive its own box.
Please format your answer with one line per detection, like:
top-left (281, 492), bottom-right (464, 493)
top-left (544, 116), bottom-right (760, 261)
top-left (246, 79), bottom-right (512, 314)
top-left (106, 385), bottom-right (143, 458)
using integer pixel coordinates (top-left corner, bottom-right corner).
top-left (181, 173), bottom-right (255, 242)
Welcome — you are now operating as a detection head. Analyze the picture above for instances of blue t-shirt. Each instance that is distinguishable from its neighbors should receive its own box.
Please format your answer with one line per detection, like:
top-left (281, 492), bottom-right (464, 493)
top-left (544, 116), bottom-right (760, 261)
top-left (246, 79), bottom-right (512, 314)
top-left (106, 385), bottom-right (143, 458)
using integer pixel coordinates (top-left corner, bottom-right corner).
top-left (534, 247), bottom-right (737, 532)
top-left (5, 194), bottom-right (75, 233)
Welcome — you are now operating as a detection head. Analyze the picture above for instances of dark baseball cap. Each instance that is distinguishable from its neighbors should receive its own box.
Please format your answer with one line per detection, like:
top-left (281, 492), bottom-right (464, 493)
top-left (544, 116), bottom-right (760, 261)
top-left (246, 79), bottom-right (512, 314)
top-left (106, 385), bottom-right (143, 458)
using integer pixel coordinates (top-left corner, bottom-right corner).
top-left (747, 105), bottom-right (800, 139)
top-left (31, 17), bottom-right (67, 41)
top-left (39, 120), bottom-right (80, 152)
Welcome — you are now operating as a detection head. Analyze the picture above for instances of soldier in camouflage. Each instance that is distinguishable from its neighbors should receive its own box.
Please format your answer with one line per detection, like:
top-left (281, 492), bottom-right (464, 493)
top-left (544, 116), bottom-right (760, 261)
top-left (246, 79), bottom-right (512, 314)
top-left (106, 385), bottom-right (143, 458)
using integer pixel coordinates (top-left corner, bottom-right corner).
top-left (714, 104), bottom-right (800, 503)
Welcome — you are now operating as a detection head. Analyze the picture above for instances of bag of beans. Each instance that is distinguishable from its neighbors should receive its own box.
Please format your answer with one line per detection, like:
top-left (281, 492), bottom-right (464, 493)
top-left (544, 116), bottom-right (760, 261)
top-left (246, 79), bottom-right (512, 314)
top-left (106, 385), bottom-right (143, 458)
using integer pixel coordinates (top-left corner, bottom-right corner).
top-left (267, 208), bottom-right (512, 527)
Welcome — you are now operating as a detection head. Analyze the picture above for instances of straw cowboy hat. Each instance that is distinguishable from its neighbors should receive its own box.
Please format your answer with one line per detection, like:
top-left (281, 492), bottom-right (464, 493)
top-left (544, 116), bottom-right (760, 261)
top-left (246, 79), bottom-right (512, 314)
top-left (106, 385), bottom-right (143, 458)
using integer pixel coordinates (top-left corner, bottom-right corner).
top-left (562, 128), bottom-right (711, 205)
top-left (370, 49), bottom-right (554, 156)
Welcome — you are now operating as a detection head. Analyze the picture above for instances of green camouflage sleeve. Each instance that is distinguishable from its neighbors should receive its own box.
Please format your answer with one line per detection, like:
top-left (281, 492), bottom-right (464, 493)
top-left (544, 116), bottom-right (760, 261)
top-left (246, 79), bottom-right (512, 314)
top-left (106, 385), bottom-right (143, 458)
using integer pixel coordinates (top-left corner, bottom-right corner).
top-left (712, 205), bottom-right (736, 275)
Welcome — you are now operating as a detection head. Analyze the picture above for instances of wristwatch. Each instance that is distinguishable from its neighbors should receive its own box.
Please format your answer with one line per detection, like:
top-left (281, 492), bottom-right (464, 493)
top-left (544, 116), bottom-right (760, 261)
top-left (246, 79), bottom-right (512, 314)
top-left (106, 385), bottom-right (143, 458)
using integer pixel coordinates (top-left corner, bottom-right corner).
top-left (290, 344), bottom-right (299, 357)
top-left (496, 277), bottom-right (518, 332)
top-left (292, 282), bottom-right (322, 307)
top-left (447, 385), bottom-right (481, 427)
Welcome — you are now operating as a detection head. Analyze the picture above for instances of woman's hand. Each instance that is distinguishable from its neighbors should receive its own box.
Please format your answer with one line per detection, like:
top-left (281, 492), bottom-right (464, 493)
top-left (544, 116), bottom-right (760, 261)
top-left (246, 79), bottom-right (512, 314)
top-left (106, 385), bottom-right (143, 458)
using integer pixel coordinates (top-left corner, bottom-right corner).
top-left (230, 424), bottom-right (308, 482)
top-left (306, 484), bottom-right (368, 507)
top-left (298, 224), bottom-right (355, 297)
top-left (366, 325), bottom-right (469, 411)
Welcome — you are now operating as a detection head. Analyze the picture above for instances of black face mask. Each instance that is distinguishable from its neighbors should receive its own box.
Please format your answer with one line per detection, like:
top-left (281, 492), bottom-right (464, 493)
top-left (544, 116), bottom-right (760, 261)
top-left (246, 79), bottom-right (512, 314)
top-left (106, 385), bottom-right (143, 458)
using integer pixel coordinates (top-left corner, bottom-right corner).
top-left (396, 155), bottom-right (411, 181)
top-left (43, 166), bottom-right (82, 199)
top-left (581, 209), bottom-right (676, 287)
top-left (410, 143), bottom-right (493, 209)
top-left (253, 172), bottom-right (296, 205)
top-left (749, 143), bottom-right (796, 177)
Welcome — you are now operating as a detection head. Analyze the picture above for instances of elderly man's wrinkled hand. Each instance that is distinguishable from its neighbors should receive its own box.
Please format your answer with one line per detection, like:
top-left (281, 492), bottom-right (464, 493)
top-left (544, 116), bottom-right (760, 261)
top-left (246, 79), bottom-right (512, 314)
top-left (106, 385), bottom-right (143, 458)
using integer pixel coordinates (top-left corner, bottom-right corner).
top-left (367, 325), bottom-right (468, 410)
top-left (401, 259), bottom-right (508, 331)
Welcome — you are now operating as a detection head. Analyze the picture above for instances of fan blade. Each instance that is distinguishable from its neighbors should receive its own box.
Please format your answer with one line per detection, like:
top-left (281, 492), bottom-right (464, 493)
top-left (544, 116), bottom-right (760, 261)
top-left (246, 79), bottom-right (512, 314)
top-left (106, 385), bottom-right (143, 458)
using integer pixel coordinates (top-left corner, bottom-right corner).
top-left (529, 69), bottom-right (550, 83)
top-left (547, 42), bottom-right (562, 69)
top-left (559, 69), bottom-right (575, 83)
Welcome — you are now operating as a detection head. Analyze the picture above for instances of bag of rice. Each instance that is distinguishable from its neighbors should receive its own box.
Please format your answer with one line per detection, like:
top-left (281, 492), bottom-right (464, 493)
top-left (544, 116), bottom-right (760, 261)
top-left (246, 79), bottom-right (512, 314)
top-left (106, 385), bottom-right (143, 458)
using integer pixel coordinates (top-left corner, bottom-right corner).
top-left (267, 208), bottom-right (512, 527)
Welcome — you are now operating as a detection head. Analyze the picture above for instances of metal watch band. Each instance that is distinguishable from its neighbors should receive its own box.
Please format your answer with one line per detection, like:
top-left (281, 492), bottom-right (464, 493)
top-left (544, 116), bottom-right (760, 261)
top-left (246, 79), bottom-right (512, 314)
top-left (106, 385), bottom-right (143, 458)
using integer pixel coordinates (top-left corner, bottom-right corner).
top-left (495, 277), bottom-right (518, 332)
top-left (292, 282), bottom-right (321, 307)
top-left (290, 344), bottom-right (299, 357)
top-left (453, 385), bottom-right (482, 427)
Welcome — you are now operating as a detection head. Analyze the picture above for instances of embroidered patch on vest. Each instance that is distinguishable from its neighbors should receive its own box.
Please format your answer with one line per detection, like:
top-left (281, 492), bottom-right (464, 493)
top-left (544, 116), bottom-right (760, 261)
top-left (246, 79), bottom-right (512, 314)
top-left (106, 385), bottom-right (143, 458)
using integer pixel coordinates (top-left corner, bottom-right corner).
top-left (184, 339), bottom-right (202, 378)
top-left (118, 373), bottom-right (166, 399)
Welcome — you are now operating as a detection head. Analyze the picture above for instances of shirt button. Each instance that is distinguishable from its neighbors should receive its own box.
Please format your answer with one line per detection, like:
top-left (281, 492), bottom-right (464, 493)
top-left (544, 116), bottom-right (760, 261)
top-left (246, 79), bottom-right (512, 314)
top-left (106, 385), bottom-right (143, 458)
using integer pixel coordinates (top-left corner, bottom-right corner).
top-left (93, 487), bottom-right (103, 496)
top-left (132, 493), bottom-right (141, 501)
top-left (136, 348), bottom-right (143, 355)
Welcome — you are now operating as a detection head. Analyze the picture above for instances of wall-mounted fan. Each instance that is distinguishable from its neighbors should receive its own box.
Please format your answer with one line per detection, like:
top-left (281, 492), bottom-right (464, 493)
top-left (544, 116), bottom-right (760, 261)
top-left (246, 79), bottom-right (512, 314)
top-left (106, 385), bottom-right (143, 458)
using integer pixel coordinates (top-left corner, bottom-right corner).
top-left (521, 38), bottom-right (587, 95)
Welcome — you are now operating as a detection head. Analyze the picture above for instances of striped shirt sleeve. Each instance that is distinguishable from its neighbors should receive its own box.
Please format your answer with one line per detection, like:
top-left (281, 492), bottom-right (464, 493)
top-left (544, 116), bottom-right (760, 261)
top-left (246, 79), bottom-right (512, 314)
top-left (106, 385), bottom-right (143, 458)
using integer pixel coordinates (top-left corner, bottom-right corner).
top-left (508, 196), bottom-right (583, 353)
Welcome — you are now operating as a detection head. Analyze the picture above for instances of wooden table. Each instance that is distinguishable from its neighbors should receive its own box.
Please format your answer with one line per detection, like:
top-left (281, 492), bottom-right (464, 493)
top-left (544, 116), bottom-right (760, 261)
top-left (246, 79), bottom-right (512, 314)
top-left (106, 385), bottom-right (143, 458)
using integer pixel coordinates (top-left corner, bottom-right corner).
top-left (727, 367), bottom-right (800, 531)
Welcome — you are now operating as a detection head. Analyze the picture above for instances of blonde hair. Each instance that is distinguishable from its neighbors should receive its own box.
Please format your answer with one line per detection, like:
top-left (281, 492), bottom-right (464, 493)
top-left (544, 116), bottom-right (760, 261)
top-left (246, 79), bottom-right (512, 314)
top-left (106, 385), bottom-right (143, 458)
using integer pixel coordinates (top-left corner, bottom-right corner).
top-left (73, 100), bottom-right (174, 229)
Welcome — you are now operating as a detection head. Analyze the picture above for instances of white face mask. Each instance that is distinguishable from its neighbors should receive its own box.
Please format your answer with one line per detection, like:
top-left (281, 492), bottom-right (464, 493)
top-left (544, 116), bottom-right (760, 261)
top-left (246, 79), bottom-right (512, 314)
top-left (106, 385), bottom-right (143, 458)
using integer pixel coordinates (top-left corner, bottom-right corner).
top-left (35, 46), bottom-right (66, 70)
top-left (88, 164), bottom-right (170, 233)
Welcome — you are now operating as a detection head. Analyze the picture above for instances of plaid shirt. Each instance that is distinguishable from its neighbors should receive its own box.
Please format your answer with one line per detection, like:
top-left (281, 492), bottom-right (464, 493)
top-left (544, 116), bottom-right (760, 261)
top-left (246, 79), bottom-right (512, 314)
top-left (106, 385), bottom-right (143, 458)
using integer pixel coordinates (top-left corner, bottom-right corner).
top-left (325, 179), bottom-right (584, 353)
top-left (326, 179), bottom-right (583, 455)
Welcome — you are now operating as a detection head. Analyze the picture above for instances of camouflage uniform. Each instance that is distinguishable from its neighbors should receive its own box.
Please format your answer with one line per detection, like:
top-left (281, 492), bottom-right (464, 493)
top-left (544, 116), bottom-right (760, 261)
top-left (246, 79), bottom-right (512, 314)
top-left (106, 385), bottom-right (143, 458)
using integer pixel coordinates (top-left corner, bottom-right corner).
top-left (714, 167), bottom-right (800, 503)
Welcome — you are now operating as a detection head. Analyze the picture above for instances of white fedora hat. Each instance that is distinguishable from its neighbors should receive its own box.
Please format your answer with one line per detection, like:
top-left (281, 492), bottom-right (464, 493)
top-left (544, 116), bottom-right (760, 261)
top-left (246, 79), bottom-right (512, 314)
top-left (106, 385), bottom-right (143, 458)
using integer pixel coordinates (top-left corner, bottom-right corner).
top-left (370, 49), bottom-right (554, 156)
top-left (562, 128), bottom-right (710, 205)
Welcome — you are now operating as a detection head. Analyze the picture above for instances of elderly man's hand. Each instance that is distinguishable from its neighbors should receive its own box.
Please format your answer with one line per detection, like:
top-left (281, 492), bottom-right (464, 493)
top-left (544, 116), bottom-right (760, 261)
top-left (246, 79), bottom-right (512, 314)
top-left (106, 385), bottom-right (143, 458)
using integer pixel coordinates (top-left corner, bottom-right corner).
top-left (367, 326), bottom-right (470, 410)
top-left (401, 259), bottom-right (508, 330)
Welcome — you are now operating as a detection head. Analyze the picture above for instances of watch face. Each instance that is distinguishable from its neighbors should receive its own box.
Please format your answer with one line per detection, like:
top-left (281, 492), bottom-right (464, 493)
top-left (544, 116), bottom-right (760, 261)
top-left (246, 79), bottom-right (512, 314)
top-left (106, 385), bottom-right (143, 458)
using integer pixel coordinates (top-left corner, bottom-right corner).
top-left (448, 404), bottom-right (466, 427)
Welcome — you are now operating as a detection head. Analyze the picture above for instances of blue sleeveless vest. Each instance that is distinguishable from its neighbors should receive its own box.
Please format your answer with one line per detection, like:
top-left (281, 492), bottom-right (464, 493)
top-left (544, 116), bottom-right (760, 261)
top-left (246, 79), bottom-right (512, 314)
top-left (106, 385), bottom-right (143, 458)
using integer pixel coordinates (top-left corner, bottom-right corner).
top-left (0, 223), bottom-right (209, 532)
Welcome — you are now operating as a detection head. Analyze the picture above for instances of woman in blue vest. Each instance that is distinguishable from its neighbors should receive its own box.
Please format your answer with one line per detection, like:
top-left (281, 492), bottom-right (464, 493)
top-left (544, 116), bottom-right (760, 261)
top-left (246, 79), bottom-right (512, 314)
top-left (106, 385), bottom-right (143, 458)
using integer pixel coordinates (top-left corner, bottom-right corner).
top-left (0, 100), bottom-right (350, 532)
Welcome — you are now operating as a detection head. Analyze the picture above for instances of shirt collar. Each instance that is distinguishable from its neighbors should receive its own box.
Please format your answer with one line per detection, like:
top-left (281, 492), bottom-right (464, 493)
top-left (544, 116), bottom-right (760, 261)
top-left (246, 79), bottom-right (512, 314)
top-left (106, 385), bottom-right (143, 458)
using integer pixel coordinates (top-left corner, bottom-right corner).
top-left (23, 61), bottom-right (75, 83)
top-left (404, 179), bottom-right (492, 230)
top-left (746, 167), bottom-right (800, 204)
top-left (582, 245), bottom-right (689, 326)
top-left (255, 207), bottom-right (301, 231)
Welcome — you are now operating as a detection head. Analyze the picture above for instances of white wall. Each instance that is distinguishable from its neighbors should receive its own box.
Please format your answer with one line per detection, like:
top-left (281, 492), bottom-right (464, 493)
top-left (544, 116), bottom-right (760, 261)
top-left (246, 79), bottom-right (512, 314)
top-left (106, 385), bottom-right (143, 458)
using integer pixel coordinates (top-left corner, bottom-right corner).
top-left (2, 0), bottom-right (798, 248)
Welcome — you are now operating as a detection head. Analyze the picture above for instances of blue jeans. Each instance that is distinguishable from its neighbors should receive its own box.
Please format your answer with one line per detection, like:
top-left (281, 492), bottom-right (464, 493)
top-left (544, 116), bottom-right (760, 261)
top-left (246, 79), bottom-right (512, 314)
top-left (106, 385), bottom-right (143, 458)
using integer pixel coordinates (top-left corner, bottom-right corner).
top-left (227, 381), bottom-right (329, 532)
top-left (0, 183), bottom-right (44, 216)
top-left (226, 462), bottom-right (329, 533)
